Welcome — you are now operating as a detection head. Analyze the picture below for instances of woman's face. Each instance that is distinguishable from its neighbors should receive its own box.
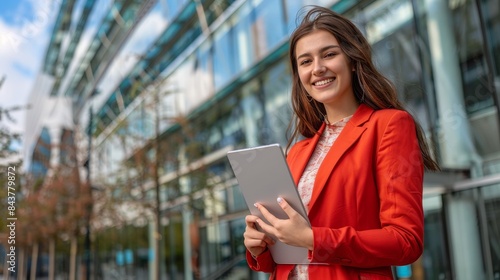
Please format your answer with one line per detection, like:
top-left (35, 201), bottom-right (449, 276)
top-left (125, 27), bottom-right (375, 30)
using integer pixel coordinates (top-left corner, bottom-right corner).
top-left (295, 29), bottom-right (356, 110)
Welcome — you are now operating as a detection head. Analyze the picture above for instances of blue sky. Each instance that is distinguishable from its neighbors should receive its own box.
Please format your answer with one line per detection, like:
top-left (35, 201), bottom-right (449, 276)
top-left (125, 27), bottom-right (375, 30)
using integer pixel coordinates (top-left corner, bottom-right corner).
top-left (0, 0), bottom-right (54, 148)
top-left (0, 1), bottom-right (21, 22)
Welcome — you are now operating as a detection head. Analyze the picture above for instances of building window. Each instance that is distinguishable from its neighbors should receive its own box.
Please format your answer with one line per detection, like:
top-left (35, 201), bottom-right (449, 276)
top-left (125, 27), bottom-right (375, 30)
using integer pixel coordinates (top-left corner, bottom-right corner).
top-left (452, 0), bottom-right (496, 114)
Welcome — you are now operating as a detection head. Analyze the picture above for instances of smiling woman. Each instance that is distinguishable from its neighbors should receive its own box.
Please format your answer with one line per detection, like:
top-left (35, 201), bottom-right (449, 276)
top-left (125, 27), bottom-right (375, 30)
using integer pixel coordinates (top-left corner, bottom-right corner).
top-left (242, 5), bottom-right (439, 280)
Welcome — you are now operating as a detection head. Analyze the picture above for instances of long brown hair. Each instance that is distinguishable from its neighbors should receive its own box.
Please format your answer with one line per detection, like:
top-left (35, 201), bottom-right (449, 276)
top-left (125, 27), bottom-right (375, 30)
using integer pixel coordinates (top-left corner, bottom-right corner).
top-left (286, 6), bottom-right (439, 171)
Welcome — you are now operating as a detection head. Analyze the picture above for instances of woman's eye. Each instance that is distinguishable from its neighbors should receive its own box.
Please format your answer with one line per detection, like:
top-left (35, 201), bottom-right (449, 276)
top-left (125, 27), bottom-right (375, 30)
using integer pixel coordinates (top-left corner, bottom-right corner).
top-left (299, 59), bottom-right (311, 65)
top-left (325, 52), bottom-right (335, 58)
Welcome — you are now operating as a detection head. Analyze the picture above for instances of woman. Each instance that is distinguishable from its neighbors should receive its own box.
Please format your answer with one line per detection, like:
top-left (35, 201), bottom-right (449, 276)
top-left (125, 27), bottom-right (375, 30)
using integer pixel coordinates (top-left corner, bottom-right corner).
top-left (243, 5), bottom-right (440, 280)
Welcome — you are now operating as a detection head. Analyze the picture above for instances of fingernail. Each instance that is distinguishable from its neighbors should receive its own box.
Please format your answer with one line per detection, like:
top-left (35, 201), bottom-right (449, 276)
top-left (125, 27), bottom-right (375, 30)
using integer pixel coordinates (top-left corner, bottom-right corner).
top-left (277, 197), bottom-right (283, 204)
top-left (254, 203), bottom-right (258, 208)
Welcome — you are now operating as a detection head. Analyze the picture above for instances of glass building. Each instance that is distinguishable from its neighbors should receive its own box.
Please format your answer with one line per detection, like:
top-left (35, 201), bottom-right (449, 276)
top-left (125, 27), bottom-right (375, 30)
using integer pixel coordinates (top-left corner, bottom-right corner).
top-left (22, 0), bottom-right (500, 279)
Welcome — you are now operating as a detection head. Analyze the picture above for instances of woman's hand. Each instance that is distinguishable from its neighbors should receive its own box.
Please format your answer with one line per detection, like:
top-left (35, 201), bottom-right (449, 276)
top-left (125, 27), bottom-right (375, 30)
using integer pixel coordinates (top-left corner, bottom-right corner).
top-left (244, 215), bottom-right (276, 257)
top-left (255, 197), bottom-right (314, 250)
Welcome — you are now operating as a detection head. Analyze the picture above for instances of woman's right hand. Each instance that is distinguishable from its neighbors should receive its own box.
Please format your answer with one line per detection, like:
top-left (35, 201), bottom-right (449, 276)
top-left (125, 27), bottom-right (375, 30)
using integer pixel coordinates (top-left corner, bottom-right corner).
top-left (244, 215), bottom-right (275, 257)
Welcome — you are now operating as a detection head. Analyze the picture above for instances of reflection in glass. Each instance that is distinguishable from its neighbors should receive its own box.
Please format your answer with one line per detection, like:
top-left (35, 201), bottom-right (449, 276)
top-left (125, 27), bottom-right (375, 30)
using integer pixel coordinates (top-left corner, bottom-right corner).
top-left (478, 0), bottom-right (500, 76)
top-left (422, 195), bottom-right (450, 279)
top-left (451, 0), bottom-right (494, 114)
top-left (482, 184), bottom-right (500, 278)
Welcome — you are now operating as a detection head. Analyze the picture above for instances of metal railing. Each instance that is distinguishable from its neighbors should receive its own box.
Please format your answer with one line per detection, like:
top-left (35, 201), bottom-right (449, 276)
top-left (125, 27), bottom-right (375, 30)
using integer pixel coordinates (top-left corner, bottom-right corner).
top-left (203, 255), bottom-right (247, 280)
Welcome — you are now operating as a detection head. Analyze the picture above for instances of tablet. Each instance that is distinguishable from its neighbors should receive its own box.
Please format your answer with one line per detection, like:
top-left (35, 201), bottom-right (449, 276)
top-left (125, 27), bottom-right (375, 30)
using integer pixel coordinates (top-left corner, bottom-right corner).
top-left (227, 143), bottom-right (312, 264)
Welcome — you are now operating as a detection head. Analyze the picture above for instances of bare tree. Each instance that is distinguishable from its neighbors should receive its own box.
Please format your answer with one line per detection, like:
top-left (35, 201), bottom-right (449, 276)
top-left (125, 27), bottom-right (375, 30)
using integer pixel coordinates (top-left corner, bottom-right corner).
top-left (89, 79), bottom-right (229, 279)
top-left (14, 128), bottom-right (92, 280)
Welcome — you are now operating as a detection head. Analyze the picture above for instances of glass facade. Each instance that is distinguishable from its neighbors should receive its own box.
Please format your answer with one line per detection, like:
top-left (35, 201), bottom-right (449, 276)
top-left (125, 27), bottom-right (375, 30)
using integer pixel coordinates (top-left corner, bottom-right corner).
top-left (29, 127), bottom-right (52, 180)
top-left (20, 0), bottom-right (500, 279)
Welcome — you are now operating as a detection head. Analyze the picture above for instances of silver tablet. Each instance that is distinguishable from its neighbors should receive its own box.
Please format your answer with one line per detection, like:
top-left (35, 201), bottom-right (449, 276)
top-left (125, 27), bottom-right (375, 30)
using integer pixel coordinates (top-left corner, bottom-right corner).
top-left (227, 143), bottom-right (313, 264)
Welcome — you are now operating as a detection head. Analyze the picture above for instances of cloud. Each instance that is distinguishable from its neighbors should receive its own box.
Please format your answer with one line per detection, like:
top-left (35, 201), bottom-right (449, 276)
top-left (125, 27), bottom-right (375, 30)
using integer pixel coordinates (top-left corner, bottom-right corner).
top-left (93, 9), bottom-right (168, 111)
top-left (124, 9), bottom-right (168, 52)
top-left (0, 0), bottom-right (56, 141)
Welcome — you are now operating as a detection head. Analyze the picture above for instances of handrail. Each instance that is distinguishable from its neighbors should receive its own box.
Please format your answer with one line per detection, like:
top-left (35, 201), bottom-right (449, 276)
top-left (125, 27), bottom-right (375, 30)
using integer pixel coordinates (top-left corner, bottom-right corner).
top-left (203, 254), bottom-right (246, 280)
top-left (452, 173), bottom-right (500, 191)
top-left (423, 172), bottom-right (500, 196)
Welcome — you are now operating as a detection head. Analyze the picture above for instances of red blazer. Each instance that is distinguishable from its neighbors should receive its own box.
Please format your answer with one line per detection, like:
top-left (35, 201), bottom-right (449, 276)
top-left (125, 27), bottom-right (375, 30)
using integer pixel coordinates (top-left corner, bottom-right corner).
top-left (247, 104), bottom-right (424, 279)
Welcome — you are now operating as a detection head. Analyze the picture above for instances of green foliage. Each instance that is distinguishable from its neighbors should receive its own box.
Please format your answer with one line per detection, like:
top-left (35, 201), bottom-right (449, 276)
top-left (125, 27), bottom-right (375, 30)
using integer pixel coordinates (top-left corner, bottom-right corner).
top-left (0, 125), bottom-right (21, 159)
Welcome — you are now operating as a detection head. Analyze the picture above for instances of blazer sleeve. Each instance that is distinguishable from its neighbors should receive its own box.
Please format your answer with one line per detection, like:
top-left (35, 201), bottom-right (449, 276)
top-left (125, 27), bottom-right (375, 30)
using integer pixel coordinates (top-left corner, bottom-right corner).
top-left (245, 249), bottom-right (275, 273)
top-left (310, 110), bottom-right (424, 267)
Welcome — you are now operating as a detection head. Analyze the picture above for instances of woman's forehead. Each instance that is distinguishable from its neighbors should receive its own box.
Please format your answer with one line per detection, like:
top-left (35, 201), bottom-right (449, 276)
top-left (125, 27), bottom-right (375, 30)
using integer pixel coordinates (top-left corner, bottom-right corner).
top-left (295, 30), bottom-right (340, 54)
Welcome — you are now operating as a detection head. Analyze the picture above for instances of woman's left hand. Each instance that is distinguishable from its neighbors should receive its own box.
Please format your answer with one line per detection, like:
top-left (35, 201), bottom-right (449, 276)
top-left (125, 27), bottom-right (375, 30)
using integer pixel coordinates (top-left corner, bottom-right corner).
top-left (255, 197), bottom-right (314, 250)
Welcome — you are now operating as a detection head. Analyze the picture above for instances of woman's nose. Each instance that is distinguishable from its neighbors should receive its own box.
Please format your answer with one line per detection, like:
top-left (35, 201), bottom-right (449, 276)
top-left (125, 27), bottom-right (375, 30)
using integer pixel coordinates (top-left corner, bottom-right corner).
top-left (312, 63), bottom-right (326, 75)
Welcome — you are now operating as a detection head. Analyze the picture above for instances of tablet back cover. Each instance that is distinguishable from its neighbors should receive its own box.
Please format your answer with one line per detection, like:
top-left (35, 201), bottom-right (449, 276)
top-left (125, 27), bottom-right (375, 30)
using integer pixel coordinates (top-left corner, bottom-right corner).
top-left (227, 143), bottom-right (312, 264)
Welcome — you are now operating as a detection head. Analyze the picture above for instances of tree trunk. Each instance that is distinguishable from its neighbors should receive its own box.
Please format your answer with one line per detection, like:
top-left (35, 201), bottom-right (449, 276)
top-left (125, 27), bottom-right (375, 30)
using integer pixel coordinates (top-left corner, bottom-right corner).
top-left (153, 89), bottom-right (162, 280)
top-left (3, 256), bottom-right (10, 280)
top-left (49, 238), bottom-right (55, 280)
top-left (69, 237), bottom-right (78, 280)
top-left (17, 247), bottom-right (25, 280)
top-left (30, 243), bottom-right (39, 280)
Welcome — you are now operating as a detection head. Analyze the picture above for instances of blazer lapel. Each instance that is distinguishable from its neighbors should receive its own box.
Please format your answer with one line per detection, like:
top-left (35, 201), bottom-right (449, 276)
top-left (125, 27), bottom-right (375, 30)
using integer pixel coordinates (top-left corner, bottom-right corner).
top-left (289, 125), bottom-right (325, 184)
top-left (308, 104), bottom-right (374, 210)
